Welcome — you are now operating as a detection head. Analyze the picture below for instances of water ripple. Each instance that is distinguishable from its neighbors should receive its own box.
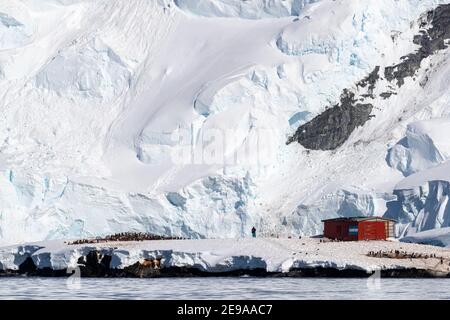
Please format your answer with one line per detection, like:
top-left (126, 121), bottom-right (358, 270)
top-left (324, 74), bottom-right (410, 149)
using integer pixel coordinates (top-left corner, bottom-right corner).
top-left (0, 277), bottom-right (449, 300)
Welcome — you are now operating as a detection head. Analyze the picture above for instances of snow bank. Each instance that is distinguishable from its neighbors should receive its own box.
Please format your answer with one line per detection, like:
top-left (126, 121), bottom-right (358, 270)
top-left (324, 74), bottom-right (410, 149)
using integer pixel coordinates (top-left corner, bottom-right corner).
top-left (275, 0), bottom-right (421, 61)
top-left (401, 227), bottom-right (450, 247)
top-left (1, 238), bottom-right (449, 276)
top-left (387, 119), bottom-right (450, 177)
top-left (396, 162), bottom-right (450, 190)
top-left (35, 38), bottom-right (131, 102)
top-left (384, 113), bottom-right (450, 236)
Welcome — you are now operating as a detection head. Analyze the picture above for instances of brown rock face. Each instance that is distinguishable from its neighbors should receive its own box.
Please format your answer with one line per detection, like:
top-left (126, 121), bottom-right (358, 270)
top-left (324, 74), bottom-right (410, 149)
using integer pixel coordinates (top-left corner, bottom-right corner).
top-left (287, 89), bottom-right (374, 150)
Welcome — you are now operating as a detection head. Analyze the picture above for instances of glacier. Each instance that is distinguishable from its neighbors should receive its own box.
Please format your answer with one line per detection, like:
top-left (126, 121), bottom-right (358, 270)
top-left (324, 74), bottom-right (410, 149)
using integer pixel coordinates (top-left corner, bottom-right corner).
top-left (387, 119), bottom-right (450, 177)
top-left (0, 0), bottom-right (450, 245)
top-left (401, 227), bottom-right (450, 247)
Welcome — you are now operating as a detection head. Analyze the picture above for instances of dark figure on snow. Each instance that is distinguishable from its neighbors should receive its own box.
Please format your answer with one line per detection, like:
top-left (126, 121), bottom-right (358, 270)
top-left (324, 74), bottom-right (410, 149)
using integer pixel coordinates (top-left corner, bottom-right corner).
top-left (251, 227), bottom-right (257, 238)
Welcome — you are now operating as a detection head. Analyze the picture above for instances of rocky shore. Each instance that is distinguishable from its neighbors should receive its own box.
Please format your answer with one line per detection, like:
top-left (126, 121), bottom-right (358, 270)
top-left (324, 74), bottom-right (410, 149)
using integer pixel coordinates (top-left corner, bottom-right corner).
top-left (1, 238), bottom-right (449, 278)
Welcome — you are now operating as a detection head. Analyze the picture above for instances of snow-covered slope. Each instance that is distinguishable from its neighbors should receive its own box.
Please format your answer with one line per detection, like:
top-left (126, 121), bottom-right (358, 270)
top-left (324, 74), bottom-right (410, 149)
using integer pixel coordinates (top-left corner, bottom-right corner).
top-left (1, 0), bottom-right (450, 245)
top-left (173, 0), bottom-right (319, 19)
top-left (401, 227), bottom-right (450, 247)
top-left (387, 119), bottom-right (450, 177)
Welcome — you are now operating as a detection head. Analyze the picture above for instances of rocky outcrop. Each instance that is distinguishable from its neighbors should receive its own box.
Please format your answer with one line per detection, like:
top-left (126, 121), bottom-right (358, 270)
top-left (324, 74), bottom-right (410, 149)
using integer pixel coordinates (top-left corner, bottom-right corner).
top-left (357, 66), bottom-right (381, 98)
top-left (287, 89), bottom-right (374, 150)
top-left (77, 251), bottom-right (113, 277)
top-left (288, 4), bottom-right (450, 151)
top-left (385, 4), bottom-right (450, 87)
top-left (123, 259), bottom-right (163, 278)
top-left (18, 257), bottom-right (37, 275)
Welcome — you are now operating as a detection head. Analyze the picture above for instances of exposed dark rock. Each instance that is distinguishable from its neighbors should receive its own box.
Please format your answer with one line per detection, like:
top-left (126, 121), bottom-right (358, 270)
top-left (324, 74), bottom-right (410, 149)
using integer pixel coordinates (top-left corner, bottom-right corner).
top-left (77, 251), bottom-right (113, 277)
top-left (123, 259), bottom-right (162, 278)
top-left (288, 4), bottom-right (450, 151)
top-left (357, 66), bottom-right (380, 97)
top-left (380, 91), bottom-right (397, 99)
top-left (284, 267), bottom-right (370, 278)
top-left (18, 257), bottom-right (37, 274)
top-left (385, 4), bottom-right (450, 87)
top-left (279, 267), bottom-right (449, 278)
top-left (156, 266), bottom-right (271, 278)
top-left (380, 268), bottom-right (446, 278)
top-left (287, 89), bottom-right (374, 150)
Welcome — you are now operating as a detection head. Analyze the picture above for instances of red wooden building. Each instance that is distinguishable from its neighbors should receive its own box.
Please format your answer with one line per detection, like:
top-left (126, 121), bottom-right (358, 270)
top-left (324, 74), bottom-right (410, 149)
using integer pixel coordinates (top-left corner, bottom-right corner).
top-left (322, 217), bottom-right (396, 241)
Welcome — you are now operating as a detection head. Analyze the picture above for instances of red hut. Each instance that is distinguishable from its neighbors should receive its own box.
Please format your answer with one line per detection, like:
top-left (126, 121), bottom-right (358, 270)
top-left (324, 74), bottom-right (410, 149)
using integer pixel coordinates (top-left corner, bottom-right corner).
top-left (322, 217), bottom-right (396, 241)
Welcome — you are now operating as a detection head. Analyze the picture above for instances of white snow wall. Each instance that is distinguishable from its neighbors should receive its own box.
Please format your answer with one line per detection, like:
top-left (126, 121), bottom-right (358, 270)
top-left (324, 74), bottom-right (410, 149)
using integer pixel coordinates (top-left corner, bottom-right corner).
top-left (386, 180), bottom-right (450, 237)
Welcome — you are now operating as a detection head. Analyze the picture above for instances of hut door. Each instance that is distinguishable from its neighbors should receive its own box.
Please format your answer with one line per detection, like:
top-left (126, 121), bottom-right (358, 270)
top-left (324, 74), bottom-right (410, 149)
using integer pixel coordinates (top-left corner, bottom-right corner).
top-left (360, 222), bottom-right (386, 240)
top-left (336, 225), bottom-right (342, 237)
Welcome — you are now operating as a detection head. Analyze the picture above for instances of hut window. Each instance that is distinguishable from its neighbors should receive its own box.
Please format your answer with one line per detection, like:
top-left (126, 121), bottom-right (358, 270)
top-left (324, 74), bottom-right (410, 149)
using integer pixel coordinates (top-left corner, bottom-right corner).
top-left (348, 226), bottom-right (358, 236)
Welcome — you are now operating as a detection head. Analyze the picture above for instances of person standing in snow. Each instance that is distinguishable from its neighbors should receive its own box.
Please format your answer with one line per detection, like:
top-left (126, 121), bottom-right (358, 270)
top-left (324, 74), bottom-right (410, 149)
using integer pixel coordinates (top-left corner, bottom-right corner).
top-left (251, 227), bottom-right (256, 238)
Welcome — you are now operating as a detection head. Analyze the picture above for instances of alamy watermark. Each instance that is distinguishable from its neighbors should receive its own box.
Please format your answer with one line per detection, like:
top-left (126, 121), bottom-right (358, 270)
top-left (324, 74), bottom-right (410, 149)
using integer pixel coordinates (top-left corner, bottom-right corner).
top-left (66, 266), bottom-right (82, 290)
top-left (366, 269), bottom-right (381, 291)
top-left (141, 127), bottom-right (280, 167)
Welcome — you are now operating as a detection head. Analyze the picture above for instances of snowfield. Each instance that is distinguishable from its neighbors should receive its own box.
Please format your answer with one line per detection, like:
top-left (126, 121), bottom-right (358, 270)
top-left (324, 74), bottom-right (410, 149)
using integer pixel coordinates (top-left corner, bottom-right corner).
top-left (0, 0), bottom-right (450, 245)
top-left (401, 227), bottom-right (450, 248)
top-left (1, 238), bottom-right (449, 276)
top-left (173, 0), bottom-right (318, 19)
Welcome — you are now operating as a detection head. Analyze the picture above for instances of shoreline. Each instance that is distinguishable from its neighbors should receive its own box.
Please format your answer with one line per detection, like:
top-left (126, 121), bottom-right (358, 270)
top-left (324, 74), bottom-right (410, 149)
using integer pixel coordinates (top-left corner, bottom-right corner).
top-left (1, 266), bottom-right (448, 279)
top-left (1, 238), bottom-right (449, 279)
